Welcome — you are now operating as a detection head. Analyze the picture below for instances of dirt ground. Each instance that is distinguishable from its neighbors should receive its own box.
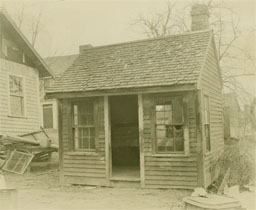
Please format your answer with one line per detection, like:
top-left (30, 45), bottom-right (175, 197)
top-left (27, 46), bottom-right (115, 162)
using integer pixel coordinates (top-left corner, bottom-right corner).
top-left (3, 165), bottom-right (191, 210)
top-left (2, 153), bottom-right (255, 210)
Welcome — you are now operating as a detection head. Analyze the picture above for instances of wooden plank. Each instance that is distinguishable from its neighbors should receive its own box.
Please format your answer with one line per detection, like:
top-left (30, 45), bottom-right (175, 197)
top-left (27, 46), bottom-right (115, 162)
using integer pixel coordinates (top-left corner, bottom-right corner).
top-left (64, 159), bottom-right (105, 165)
top-left (145, 156), bottom-right (197, 162)
top-left (46, 85), bottom-right (195, 99)
top-left (138, 94), bottom-right (145, 188)
top-left (58, 99), bottom-right (64, 183)
top-left (64, 172), bottom-right (106, 178)
top-left (145, 161), bottom-right (196, 167)
top-left (145, 179), bottom-right (197, 186)
top-left (104, 96), bottom-right (110, 185)
top-left (64, 167), bottom-right (106, 174)
top-left (145, 170), bottom-right (197, 177)
top-left (145, 175), bottom-right (197, 181)
top-left (195, 89), bottom-right (205, 188)
top-left (66, 99), bottom-right (73, 151)
top-left (64, 175), bottom-right (107, 186)
top-left (145, 184), bottom-right (195, 189)
top-left (64, 164), bottom-right (105, 169)
top-left (145, 166), bottom-right (197, 172)
top-left (64, 155), bottom-right (105, 160)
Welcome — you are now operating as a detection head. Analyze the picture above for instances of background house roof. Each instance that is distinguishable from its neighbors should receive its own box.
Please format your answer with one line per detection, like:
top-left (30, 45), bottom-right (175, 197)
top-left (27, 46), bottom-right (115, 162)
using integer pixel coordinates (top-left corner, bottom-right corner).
top-left (47, 30), bottom-right (212, 93)
top-left (44, 54), bottom-right (79, 76)
top-left (0, 8), bottom-right (53, 78)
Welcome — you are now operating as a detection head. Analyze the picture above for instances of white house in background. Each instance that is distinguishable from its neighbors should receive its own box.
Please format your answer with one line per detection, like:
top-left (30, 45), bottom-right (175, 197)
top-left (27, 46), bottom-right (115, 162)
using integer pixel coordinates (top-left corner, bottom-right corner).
top-left (40, 54), bottom-right (78, 143)
top-left (0, 8), bottom-right (52, 136)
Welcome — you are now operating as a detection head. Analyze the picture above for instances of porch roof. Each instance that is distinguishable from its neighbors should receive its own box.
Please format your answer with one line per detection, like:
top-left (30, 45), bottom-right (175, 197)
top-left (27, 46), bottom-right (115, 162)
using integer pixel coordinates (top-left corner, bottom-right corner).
top-left (46, 30), bottom-right (212, 94)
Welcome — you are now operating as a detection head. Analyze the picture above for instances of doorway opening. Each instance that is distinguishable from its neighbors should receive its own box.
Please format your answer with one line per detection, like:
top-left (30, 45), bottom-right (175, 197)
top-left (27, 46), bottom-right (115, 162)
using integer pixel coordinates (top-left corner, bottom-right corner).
top-left (110, 95), bottom-right (140, 179)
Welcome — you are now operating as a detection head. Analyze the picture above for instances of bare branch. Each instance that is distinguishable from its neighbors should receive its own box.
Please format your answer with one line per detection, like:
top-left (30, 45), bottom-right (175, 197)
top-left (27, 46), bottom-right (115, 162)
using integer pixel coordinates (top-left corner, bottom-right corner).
top-left (31, 9), bottom-right (42, 47)
top-left (16, 5), bottom-right (25, 29)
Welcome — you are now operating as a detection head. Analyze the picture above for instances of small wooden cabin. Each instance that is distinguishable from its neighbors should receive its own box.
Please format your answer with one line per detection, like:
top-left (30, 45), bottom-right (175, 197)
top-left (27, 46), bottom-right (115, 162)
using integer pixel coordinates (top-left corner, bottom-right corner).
top-left (0, 8), bottom-right (52, 136)
top-left (46, 5), bottom-right (224, 189)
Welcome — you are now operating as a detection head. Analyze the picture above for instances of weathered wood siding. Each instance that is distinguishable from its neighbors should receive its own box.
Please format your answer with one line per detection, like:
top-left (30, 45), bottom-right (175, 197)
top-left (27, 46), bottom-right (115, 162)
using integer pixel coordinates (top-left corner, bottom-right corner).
top-left (200, 40), bottom-right (224, 187)
top-left (0, 59), bottom-right (41, 135)
top-left (142, 92), bottom-right (198, 189)
top-left (61, 97), bottom-right (107, 185)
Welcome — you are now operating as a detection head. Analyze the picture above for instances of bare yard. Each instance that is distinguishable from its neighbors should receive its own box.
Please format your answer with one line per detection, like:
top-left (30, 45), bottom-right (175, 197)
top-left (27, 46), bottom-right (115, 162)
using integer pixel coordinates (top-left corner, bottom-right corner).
top-left (4, 168), bottom-right (191, 210)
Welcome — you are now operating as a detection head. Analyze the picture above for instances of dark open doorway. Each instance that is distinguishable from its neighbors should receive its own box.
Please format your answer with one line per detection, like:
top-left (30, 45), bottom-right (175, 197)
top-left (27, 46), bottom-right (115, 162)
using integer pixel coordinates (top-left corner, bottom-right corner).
top-left (110, 95), bottom-right (140, 179)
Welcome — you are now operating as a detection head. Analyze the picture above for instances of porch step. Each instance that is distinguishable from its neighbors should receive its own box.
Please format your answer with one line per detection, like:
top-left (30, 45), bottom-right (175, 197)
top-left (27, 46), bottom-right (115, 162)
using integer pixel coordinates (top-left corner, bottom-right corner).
top-left (110, 177), bottom-right (141, 188)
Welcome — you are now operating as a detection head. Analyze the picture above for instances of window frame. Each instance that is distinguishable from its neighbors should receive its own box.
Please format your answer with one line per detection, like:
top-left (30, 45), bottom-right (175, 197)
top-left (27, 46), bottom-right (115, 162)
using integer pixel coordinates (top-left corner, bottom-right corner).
top-left (203, 95), bottom-right (211, 152)
top-left (154, 95), bottom-right (186, 154)
top-left (71, 99), bottom-right (97, 152)
top-left (9, 75), bottom-right (25, 117)
top-left (42, 103), bottom-right (54, 129)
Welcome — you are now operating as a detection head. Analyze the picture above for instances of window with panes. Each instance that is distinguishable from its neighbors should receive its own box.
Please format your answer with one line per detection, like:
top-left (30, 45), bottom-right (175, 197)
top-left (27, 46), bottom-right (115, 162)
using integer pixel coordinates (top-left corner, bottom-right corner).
top-left (155, 96), bottom-right (184, 153)
top-left (72, 101), bottom-right (96, 150)
top-left (9, 75), bottom-right (24, 116)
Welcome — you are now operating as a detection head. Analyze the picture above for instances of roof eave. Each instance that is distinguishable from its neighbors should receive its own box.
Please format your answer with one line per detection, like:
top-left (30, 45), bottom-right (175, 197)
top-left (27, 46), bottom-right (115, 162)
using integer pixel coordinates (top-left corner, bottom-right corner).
top-left (45, 84), bottom-right (197, 99)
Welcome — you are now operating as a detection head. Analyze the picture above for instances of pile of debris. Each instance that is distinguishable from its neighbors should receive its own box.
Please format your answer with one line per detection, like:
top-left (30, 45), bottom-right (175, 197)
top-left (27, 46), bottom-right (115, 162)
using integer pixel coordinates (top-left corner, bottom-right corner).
top-left (0, 127), bottom-right (58, 174)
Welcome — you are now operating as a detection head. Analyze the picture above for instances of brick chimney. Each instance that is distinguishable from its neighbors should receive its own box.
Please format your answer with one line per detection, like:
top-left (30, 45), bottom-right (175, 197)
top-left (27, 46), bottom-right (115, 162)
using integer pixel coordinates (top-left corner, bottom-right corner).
top-left (79, 44), bottom-right (93, 54)
top-left (190, 4), bottom-right (210, 31)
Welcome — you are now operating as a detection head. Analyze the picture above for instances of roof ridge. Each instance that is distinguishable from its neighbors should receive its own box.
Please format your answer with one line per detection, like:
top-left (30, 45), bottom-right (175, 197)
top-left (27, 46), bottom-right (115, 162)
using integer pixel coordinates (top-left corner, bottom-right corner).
top-left (80, 29), bottom-right (213, 52)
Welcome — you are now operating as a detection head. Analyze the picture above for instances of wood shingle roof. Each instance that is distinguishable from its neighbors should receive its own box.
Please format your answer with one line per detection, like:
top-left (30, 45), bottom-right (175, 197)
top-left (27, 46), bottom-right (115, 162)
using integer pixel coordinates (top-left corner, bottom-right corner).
top-left (47, 30), bottom-right (212, 93)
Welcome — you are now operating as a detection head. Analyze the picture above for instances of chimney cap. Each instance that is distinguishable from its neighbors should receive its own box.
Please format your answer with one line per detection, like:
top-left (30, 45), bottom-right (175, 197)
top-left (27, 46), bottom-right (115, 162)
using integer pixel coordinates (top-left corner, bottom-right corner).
top-left (79, 44), bottom-right (93, 53)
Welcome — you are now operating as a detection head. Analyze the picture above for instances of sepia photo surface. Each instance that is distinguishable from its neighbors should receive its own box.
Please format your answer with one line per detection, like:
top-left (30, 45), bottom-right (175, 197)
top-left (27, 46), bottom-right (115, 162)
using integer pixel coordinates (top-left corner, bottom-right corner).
top-left (0, 0), bottom-right (255, 209)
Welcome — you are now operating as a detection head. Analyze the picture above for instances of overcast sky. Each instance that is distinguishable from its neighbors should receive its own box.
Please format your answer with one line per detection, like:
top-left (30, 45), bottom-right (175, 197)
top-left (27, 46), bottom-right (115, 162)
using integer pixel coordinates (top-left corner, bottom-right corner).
top-left (2, 0), bottom-right (256, 100)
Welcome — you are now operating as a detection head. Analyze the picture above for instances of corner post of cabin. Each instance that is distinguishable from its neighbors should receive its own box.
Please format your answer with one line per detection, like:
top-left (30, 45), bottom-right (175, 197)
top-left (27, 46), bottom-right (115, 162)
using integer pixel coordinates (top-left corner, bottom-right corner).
top-left (195, 89), bottom-right (205, 188)
top-left (138, 94), bottom-right (145, 188)
top-left (104, 95), bottom-right (110, 185)
top-left (57, 98), bottom-right (64, 183)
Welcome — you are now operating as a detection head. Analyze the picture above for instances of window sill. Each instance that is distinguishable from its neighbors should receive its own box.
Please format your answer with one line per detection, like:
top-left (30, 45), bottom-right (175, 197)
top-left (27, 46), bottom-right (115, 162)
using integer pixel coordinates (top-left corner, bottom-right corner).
top-left (8, 115), bottom-right (27, 119)
top-left (66, 151), bottom-right (99, 156)
top-left (150, 153), bottom-right (190, 157)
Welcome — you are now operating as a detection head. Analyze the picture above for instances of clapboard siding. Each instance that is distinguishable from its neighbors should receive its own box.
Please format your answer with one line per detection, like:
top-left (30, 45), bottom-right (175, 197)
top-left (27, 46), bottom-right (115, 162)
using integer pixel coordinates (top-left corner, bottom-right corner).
top-left (200, 40), bottom-right (224, 187)
top-left (61, 97), bottom-right (107, 185)
top-left (142, 92), bottom-right (198, 189)
top-left (0, 59), bottom-right (41, 136)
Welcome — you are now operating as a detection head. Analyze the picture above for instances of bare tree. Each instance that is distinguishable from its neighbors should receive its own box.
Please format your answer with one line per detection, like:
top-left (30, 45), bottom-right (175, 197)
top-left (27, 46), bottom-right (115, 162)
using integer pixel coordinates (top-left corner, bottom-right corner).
top-left (133, 1), bottom-right (255, 99)
top-left (134, 1), bottom-right (190, 38)
top-left (13, 4), bottom-right (43, 47)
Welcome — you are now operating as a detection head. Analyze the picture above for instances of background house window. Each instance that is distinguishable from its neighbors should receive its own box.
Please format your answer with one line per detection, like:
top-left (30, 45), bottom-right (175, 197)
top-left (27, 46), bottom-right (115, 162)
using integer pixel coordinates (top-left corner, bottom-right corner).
top-left (43, 104), bottom-right (53, 128)
top-left (204, 95), bottom-right (211, 151)
top-left (9, 75), bottom-right (24, 116)
top-left (2, 38), bottom-right (24, 64)
top-left (155, 97), bottom-right (184, 153)
top-left (72, 101), bottom-right (95, 150)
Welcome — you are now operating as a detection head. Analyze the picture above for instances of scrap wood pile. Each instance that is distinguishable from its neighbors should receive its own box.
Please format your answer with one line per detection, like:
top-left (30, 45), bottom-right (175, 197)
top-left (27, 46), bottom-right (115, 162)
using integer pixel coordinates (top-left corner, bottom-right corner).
top-left (0, 127), bottom-right (58, 174)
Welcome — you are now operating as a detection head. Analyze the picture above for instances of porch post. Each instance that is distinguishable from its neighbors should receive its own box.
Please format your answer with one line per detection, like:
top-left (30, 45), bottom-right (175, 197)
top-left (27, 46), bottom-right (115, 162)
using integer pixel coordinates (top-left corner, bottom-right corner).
top-left (57, 99), bottom-right (64, 184)
top-left (138, 94), bottom-right (145, 188)
top-left (104, 96), bottom-right (110, 185)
